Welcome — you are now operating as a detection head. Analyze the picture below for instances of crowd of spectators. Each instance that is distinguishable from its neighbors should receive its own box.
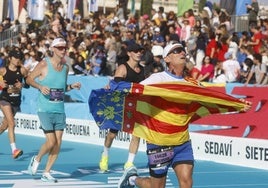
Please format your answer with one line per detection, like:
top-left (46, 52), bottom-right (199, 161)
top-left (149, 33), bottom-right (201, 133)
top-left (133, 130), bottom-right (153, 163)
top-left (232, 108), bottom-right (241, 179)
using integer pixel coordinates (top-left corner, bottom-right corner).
top-left (0, 0), bottom-right (268, 85)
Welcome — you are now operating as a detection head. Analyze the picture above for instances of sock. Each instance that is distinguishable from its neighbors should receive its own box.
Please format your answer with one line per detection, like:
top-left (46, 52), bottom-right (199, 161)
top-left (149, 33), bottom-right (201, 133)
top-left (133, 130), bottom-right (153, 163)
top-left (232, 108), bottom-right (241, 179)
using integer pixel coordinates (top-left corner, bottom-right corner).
top-left (102, 147), bottom-right (109, 156)
top-left (129, 175), bottom-right (137, 186)
top-left (10, 143), bottom-right (16, 153)
top-left (127, 153), bottom-right (136, 163)
top-left (43, 172), bottom-right (51, 176)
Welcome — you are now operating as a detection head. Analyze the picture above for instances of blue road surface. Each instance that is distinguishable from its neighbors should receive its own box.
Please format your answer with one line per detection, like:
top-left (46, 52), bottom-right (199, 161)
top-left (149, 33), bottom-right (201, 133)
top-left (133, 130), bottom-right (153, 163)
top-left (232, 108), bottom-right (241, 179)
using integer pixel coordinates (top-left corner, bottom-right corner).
top-left (1, 133), bottom-right (268, 188)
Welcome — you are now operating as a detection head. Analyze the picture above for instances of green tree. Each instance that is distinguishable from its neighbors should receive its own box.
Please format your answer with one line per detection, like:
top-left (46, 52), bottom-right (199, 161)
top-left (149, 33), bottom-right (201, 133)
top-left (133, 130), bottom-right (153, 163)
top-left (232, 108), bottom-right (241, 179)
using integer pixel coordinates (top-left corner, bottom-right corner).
top-left (199, 0), bottom-right (207, 12)
top-left (140, 0), bottom-right (153, 17)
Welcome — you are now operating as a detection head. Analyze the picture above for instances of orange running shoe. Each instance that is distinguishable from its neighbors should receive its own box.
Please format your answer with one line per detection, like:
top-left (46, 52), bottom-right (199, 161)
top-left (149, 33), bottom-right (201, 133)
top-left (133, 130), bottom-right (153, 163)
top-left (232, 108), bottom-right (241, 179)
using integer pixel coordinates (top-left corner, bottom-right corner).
top-left (13, 149), bottom-right (23, 159)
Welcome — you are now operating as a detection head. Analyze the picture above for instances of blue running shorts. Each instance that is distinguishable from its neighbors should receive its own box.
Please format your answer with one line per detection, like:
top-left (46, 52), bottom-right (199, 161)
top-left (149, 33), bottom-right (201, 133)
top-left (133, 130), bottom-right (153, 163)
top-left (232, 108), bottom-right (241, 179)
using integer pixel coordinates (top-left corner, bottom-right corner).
top-left (37, 112), bottom-right (66, 133)
top-left (146, 141), bottom-right (194, 178)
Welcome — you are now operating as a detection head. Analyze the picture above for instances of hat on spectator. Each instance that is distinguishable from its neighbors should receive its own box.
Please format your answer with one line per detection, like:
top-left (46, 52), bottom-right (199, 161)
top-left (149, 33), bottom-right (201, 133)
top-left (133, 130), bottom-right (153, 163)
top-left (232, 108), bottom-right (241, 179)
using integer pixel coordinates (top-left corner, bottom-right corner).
top-left (143, 14), bottom-right (149, 20)
top-left (51, 38), bottom-right (66, 47)
top-left (151, 45), bottom-right (164, 56)
top-left (9, 49), bottom-right (23, 59)
top-left (154, 27), bottom-right (160, 32)
top-left (23, 49), bottom-right (29, 54)
top-left (126, 43), bottom-right (144, 52)
top-left (29, 32), bottom-right (36, 39)
top-left (163, 42), bottom-right (183, 58)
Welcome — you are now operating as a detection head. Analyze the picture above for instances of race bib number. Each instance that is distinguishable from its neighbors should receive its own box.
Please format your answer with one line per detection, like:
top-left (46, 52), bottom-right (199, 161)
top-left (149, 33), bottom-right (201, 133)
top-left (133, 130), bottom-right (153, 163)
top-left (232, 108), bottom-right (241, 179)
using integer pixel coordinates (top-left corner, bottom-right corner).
top-left (49, 88), bottom-right (64, 102)
top-left (147, 146), bottom-right (174, 167)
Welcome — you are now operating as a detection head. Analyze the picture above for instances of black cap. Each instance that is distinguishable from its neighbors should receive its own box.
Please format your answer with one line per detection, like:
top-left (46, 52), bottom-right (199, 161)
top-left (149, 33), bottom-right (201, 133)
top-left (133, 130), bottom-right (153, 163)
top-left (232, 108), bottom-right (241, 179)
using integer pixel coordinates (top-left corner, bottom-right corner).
top-left (9, 50), bottom-right (23, 59)
top-left (126, 43), bottom-right (144, 52)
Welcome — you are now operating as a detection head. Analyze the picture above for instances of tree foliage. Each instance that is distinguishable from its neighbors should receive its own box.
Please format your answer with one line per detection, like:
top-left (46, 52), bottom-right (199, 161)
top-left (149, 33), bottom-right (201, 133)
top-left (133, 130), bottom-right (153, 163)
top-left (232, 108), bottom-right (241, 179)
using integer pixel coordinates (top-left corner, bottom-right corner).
top-left (140, 0), bottom-right (153, 17)
top-left (199, 0), bottom-right (207, 11)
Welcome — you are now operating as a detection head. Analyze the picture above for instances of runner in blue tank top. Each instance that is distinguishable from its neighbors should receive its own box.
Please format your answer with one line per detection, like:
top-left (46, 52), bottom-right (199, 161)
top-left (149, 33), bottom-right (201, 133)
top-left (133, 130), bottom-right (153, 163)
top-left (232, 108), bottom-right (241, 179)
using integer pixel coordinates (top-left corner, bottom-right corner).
top-left (26, 38), bottom-right (81, 183)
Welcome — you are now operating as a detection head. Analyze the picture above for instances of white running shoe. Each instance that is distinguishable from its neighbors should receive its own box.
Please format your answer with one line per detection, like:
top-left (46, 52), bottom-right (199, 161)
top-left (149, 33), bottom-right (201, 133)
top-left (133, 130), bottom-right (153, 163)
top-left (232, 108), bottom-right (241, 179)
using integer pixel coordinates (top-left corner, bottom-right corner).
top-left (28, 156), bottom-right (39, 175)
top-left (118, 166), bottom-right (138, 188)
top-left (41, 172), bottom-right (58, 183)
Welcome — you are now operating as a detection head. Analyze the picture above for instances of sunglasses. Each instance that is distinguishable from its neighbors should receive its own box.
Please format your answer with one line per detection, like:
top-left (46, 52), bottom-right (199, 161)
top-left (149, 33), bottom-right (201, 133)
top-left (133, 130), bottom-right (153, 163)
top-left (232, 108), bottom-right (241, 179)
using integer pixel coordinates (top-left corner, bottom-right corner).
top-left (131, 49), bottom-right (143, 53)
top-left (54, 46), bottom-right (67, 51)
top-left (167, 47), bottom-right (185, 56)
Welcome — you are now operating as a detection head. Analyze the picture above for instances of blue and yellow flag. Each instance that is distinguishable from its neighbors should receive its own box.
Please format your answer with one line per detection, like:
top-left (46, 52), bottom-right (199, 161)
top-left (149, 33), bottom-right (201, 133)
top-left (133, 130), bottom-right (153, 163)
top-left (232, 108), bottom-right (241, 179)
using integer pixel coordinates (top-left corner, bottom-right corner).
top-left (88, 80), bottom-right (245, 146)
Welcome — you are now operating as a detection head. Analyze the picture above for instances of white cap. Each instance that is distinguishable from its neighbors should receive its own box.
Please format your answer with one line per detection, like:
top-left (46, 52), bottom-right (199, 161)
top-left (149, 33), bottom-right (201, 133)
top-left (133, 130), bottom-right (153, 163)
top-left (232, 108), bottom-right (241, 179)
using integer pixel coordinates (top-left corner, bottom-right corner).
top-left (151, 45), bottom-right (164, 56)
top-left (154, 27), bottom-right (160, 32)
top-left (51, 38), bottom-right (66, 47)
top-left (29, 32), bottom-right (36, 39)
top-left (163, 43), bottom-right (183, 58)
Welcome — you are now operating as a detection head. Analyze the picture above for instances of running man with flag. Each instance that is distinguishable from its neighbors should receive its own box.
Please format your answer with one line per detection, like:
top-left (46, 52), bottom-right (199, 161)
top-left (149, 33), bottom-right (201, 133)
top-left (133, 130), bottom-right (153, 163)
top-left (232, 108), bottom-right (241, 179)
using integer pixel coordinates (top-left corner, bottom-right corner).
top-left (89, 41), bottom-right (252, 188)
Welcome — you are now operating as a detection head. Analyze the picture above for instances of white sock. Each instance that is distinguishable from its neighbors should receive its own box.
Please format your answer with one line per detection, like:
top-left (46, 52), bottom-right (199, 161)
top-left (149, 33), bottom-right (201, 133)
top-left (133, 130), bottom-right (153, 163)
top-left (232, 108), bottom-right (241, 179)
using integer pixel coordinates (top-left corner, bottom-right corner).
top-left (129, 175), bottom-right (137, 186)
top-left (127, 153), bottom-right (136, 163)
top-left (10, 143), bottom-right (16, 153)
top-left (102, 147), bottom-right (109, 156)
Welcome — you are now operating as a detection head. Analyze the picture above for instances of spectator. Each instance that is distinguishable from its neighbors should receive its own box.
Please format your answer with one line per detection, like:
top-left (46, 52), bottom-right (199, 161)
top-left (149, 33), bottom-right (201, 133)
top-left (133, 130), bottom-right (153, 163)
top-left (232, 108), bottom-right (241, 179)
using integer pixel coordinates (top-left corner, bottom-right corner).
top-left (212, 8), bottom-right (221, 28)
top-left (151, 27), bottom-right (165, 47)
top-left (222, 52), bottom-right (241, 83)
top-left (195, 29), bottom-right (207, 70)
top-left (239, 31), bottom-right (250, 48)
top-left (0, 52), bottom-right (6, 67)
top-left (186, 27), bottom-right (197, 62)
top-left (239, 45), bottom-right (254, 72)
top-left (198, 56), bottom-right (215, 82)
top-left (106, 43), bottom-right (117, 76)
top-left (227, 32), bottom-right (239, 60)
top-left (139, 25), bottom-right (153, 46)
top-left (185, 61), bottom-right (201, 79)
top-left (166, 25), bottom-right (180, 43)
top-left (150, 45), bottom-right (165, 75)
top-left (125, 30), bottom-right (136, 46)
top-left (247, 24), bottom-right (262, 54)
top-left (115, 3), bottom-right (125, 21)
top-left (239, 57), bottom-right (254, 83)
top-left (206, 30), bottom-right (218, 65)
top-left (72, 54), bottom-right (86, 75)
top-left (245, 53), bottom-right (266, 85)
top-left (217, 35), bottom-right (229, 63)
top-left (246, 0), bottom-right (259, 27)
top-left (166, 11), bottom-right (177, 28)
top-left (187, 9), bottom-right (196, 28)
top-left (117, 41), bottom-right (129, 66)
top-left (180, 19), bottom-right (191, 48)
top-left (91, 45), bottom-right (107, 76)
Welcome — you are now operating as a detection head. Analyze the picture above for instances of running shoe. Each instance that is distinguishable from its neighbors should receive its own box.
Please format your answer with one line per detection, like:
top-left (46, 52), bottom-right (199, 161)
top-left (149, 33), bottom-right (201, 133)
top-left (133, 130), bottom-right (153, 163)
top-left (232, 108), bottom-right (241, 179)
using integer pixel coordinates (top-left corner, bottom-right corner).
top-left (99, 154), bottom-right (108, 172)
top-left (124, 162), bottom-right (134, 170)
top-left (118, 166), bottom-right (138, 188)
top-left (13, 149), bottom-right (23, 159)
top-left (28, 155), bottom-right (40, 175)
top-left (41, 172), bottom-right (58, 183)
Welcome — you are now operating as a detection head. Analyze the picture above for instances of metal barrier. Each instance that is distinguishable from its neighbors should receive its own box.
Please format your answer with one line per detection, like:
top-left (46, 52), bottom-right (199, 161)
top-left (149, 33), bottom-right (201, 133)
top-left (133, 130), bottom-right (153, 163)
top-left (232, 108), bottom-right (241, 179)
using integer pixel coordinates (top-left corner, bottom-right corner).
top-left (0, 24), bottom-right (28, 48)
top-left (0, 23), bottom-right (50, 49)
top-left (231, 14), bottom-right (249, 32)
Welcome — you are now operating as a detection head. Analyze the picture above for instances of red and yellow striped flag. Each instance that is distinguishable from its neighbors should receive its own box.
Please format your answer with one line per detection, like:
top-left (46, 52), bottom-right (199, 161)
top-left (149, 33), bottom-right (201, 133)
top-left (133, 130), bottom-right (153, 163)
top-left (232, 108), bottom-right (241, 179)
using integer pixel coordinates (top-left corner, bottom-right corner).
top-left (89, 81), bottom-right (246, 145)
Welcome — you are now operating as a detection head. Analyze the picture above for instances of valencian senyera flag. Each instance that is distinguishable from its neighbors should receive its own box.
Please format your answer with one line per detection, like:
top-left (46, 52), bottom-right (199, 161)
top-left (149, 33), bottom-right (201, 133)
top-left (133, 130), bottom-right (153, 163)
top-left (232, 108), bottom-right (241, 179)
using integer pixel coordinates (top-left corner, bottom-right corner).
top-left (88, 80), bottom-right (246, 146)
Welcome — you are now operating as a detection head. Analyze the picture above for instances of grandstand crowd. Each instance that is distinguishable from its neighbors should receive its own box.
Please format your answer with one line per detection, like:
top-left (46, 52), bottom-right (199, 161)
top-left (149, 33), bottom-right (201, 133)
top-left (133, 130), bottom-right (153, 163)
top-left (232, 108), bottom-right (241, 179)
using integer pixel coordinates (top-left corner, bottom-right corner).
top-left (0, 0), bottom-right (268, 85)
